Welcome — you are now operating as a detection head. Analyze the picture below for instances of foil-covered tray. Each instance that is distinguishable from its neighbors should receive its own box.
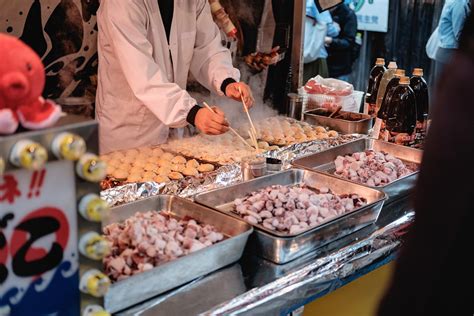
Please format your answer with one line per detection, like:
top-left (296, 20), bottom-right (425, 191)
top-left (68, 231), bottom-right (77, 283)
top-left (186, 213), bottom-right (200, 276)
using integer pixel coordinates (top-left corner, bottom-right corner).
top-left (195, 169), bottom-right (386, 264)
top-left (100, 164), bottom-right (242, 206)
top-left (102, 195), bottom-right (253, 313)
top-left (292, 138), bottom-right (422, 202)
top-left (101, 135), bottom-right (364, 207)
top-left (264, 134), bottom-right (365, 168)
top-left (304, 109), bottom-right (373, 135)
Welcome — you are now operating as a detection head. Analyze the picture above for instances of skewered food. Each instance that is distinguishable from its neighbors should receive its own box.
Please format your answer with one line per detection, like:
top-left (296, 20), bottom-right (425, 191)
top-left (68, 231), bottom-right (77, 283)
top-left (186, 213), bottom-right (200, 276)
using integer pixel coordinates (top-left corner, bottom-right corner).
top-left (103, 211), bottom-right (224, 282)
top-left (233, 184), bottom-right (367, 235)
top-left (333, 150), bottom-right (418, 186)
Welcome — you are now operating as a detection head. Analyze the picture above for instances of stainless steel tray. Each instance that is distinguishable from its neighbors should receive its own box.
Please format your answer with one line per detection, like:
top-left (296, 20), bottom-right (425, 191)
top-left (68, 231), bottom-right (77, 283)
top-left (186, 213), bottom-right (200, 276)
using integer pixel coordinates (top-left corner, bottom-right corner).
top-left (195, 169), bottom-right (386, 264)
top-left (102, 195), bottom-right (253, 313)
top-left (304, 109), bottom-right (373, 135)
top-left (293, 138), bottom-right (422, 202)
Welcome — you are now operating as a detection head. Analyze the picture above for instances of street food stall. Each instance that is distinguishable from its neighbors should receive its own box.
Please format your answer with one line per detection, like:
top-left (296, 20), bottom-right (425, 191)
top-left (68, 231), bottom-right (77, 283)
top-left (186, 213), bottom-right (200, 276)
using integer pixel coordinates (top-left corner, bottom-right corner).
top-left (0, 0), bottom-right (431, 315)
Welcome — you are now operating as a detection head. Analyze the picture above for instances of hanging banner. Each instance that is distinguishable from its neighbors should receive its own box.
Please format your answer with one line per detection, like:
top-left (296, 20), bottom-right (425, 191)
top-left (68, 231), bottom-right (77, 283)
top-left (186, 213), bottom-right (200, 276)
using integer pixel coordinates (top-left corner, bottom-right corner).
top-left (352, 0), bottom-right (390, 33)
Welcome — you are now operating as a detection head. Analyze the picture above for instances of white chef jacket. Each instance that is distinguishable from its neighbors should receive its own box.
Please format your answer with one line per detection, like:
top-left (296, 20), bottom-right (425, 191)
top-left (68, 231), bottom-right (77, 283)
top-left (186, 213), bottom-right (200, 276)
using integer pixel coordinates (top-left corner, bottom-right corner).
top-left (96, 0), bottom-right (240, 154)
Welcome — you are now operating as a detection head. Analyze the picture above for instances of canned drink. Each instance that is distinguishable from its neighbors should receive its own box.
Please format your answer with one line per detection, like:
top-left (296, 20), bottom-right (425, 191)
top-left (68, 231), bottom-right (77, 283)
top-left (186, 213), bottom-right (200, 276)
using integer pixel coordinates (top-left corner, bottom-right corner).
top-left (241, 156), bottom-right (266, 181)
top-left (79, 232), bottom-right (109, 260)
top-left (76, 153), bottom-right (107, 182)
top-left (79, 193), bottom-right (109, 222)
top-left (52, 132), bottom-right (87, 161)
top-left (82, 305), bottom-right (110, 316)
top-left (79, 269), bottom-right (111, 297)
top-left (9, 139), bottom-right (48, 170)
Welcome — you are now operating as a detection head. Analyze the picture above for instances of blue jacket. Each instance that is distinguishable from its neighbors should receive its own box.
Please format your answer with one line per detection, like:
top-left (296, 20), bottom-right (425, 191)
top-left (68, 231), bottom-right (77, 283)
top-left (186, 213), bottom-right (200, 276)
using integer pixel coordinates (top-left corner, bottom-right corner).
top-left (304, 0), bottom-right (340, 59)
top-left (438, 0), bottom-right (471, 49)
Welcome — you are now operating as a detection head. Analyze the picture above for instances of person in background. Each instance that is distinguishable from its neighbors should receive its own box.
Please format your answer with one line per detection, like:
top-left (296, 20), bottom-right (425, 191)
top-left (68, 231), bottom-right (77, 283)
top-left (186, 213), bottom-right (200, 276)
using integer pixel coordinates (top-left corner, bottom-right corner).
top-left (377, 5), bottom-right (474, 315)
top-left (303, 0), bottom-right (340, 83)
top-left (428, 0), bottom-right (471, 80)
top-left (96, 0), bottom-right (254, 154)
top-left (325, 3), bottom-right (357, 82)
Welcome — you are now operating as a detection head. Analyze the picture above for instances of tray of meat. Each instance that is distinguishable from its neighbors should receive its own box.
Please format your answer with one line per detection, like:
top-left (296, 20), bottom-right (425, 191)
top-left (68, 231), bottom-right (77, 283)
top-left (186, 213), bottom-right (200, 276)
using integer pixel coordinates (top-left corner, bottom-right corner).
top-left (101, 195), bottom-right (252, 313)
top-left (304, 109), bottom-right (373, 135)
top-left (195, 169), bottom-right (386, 264)
top-left (293, 138), bottom-right (422, 202)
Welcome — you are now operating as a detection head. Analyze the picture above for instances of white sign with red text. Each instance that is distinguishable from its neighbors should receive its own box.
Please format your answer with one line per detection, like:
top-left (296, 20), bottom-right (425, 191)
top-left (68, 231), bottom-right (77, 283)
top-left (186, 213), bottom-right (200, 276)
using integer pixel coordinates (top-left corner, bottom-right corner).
top-left (0, 160), bottom-right (79, 314)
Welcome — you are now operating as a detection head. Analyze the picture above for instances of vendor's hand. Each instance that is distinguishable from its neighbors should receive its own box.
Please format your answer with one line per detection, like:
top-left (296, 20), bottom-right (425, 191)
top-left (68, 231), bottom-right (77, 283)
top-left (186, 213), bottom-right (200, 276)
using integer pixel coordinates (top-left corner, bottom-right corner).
top-left (195, 106), bottom-right (229, 135)
top-left (324, 36), bottom-right (333, 46)
top-left (225, 82), bottom-right (255, 109)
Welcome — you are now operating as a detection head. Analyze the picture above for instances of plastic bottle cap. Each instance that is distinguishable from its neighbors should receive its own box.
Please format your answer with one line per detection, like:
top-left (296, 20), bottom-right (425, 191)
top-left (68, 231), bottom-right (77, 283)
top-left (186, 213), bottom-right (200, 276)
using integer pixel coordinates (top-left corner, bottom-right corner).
top-left (399, 76), bottom-right (410, 85)
top-left (413, 68), bottom-right (423, 76)
top-left (388, 61), bottom-right (397, 69)
top-left (395, 69), bottom-right (405, 77)
top-left (376, 58), bottom-right (385, 66)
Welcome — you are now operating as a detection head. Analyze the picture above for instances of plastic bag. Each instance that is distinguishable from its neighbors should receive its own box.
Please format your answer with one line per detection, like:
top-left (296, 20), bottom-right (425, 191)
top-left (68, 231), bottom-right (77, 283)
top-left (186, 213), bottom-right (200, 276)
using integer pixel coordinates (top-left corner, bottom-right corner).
top-left (300, 75), bottom-right (356, 112)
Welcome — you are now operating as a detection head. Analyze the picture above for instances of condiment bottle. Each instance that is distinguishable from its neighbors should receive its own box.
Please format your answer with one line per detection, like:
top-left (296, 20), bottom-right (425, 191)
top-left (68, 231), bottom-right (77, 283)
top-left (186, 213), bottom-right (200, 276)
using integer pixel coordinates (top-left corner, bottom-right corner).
top-left (374, 69), bottom-right (405, 140)
top-left (364, 58), bottom-right (386, 116)
top-left (385, 76), bottom-right (417, 146)
top-left (375, 61), bottom-right (398, 116)
top-left (410, 68), bottom-right (429, 148)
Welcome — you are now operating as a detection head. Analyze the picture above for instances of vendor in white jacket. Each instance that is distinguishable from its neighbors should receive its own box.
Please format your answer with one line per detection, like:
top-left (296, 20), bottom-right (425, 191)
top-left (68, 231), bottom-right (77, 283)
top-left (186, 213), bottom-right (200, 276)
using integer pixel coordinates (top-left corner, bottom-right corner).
top-left (96, 0), bottom-right (254, 153)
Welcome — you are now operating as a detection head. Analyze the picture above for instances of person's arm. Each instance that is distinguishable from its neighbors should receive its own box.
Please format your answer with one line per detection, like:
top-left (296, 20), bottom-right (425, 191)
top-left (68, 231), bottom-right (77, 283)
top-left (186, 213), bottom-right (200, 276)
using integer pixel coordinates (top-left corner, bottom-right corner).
top-left (326, 21), bottom-right (340, 38)
top-left (318, 11), bottom-right (340, 37)
top-left (99, 0), bottom-right (198, 128)
top-left (452, 1), bottom-right (470, 42)
top-left (329, 12), bottom-right (356, 50)
top-left (190, 0), bottom-right (240, 96)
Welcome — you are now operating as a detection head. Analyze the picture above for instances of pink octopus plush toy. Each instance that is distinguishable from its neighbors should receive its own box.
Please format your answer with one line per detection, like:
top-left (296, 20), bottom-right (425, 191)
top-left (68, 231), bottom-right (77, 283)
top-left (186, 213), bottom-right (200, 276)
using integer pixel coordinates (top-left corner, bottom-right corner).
top-left (0, 33), bottom-right (61, 134)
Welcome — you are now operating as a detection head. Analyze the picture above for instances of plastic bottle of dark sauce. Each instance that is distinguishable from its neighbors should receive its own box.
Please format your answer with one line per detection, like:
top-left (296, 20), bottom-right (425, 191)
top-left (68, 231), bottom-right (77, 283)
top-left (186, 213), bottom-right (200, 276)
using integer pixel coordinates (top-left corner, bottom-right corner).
top-left (376, 69), bottom-right (405, 141)
top-left (410, 68), bottom-right (429, 148)
top-left (385, 76), bottom-right (417, 146)
top-left (364, 58), bottom-right (386, 116)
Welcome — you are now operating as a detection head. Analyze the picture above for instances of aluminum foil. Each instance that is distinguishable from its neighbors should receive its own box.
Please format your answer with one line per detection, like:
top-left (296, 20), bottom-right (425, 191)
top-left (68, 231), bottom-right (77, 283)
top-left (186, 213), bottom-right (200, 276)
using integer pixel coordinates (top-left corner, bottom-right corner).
top-left (265, 134), bottom-right (366, 169)
top-left (202, 211), bottom-right (415, 315)
top-left (101, 164), bottom-right (242, 207)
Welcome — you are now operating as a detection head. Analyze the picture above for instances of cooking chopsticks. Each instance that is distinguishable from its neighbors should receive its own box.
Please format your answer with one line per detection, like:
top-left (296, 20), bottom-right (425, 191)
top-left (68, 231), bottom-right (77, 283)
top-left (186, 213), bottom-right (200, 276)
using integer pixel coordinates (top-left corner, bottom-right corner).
top-left (202, 102), bottom-right (252, 149)
top-left (237, 87), bottom-right (259, 151)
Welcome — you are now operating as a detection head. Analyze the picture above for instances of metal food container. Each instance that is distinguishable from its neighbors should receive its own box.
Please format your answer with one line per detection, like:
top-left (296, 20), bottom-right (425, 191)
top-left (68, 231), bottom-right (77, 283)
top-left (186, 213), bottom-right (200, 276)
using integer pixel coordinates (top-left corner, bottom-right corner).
top-left (304, 109), bottom-right (373, 135)
top-left (195, 169), bottom-right (386, 264)
top-left (102, 195), bottom-right (253, 313)
top-left (293, 138), bottom-right (422, 202)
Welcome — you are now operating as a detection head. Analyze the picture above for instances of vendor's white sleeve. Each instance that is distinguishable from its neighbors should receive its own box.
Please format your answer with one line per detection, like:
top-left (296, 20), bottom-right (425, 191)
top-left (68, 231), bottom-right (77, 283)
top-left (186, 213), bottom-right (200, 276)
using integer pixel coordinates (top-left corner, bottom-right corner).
top-left (102, 1), bottom-right (195, 128)
top-left (190, 0), bottom-right (240, 96)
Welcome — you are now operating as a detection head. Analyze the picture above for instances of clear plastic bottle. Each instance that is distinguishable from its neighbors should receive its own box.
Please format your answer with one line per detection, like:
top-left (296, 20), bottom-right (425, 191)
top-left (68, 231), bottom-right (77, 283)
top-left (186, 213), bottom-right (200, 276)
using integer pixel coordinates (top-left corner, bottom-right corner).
top-left (410, 68), bottom-right (429, 148)
top-left (385, 76), bottom-right (417, 146)
top-left (375, 61), bottom-right (398, 116)
top-left (364, 58), bottom-right (386, 116)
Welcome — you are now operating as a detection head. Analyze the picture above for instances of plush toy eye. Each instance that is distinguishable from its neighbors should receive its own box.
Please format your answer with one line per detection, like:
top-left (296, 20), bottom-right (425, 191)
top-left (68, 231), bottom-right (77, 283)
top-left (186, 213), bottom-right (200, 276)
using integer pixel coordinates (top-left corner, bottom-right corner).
top-left (26, 62), bottom-right (32, 72)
